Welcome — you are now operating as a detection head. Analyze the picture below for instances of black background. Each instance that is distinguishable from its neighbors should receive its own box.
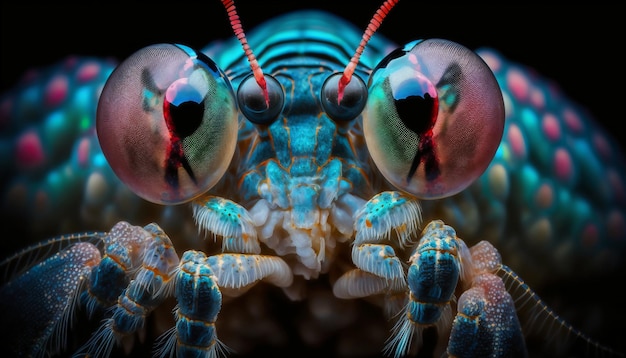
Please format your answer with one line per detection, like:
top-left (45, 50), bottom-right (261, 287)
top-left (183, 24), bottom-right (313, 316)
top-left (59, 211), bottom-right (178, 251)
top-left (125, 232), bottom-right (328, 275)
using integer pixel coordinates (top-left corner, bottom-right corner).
top-left (1, 2), bottom-right (624, 148)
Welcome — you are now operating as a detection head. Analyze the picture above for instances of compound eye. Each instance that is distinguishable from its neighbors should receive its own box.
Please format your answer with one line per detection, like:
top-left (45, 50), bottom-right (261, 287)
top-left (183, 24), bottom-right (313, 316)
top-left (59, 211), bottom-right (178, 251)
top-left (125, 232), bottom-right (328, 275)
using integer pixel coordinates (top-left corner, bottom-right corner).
top-left (237, 73), bottom-right (284, 125)
top-left (364, 39), bottom-right (505, 199)
top-left (320, 73), bottom-right (367, 122)
top-left (97, 43), bottom-right (238, 204)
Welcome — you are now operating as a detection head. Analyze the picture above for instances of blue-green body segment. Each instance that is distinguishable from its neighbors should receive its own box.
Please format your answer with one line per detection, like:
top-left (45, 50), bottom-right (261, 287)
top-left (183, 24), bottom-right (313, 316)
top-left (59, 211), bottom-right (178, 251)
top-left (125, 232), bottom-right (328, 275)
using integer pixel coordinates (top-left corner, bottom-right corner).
top-left (206, 12), bottom-right (392, 206)
top-left (82, 253), bottom-right (128, 312)
top-left (80, 221), bottom-right (150, 315)
top-left (74, 224), bottom-right (179, 358)
top-left (406, 225), bottom-right (460, 324)
top-left (172, 250), bottom-right (223, 358)
top-left (0, 9), bottom-right (624, 358)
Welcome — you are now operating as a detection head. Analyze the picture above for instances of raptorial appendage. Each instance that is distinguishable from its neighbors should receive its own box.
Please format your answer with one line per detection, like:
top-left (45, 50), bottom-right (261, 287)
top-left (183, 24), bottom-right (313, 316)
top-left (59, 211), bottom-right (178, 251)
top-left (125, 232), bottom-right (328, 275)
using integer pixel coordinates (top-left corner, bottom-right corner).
top-left (192, 195), bottom-right (294, 298)
top-left (75, 223), bottom-right (180, 358)
top-left (333, 191), bottom-right (422, 315)
top-left (334, 194), bottom-right (611, 357)
top-left (330, 190), bottom-right (527, 357)
top-left (80, 221), bottom-right (153, 318)
top-left (385, 221), bottom-right (474, 358)
top-left (0, 222), bottom-right (228, 358)
top-left (155, 250), bottom-right (228, 358)
top-left (2, 215), bottom-right (621, 357)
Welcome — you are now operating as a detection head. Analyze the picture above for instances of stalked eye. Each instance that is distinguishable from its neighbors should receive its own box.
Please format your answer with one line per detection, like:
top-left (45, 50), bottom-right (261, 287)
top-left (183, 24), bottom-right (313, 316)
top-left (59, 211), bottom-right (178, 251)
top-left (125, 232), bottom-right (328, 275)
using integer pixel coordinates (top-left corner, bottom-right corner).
top-left (364, 39), bottom-right (504, 199)
top-left (97, 43), bottom-right (238, 205)
top-left (237, 73), bottom-right (284, 125)
top-left (321, 73), bottom-right (367, 122)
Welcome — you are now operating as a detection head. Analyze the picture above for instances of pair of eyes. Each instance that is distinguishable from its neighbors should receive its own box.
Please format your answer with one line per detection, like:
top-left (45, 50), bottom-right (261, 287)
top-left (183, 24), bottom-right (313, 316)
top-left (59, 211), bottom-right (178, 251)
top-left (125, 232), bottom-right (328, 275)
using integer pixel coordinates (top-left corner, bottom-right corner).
top-left (96, 39), bottom-right (504, 205)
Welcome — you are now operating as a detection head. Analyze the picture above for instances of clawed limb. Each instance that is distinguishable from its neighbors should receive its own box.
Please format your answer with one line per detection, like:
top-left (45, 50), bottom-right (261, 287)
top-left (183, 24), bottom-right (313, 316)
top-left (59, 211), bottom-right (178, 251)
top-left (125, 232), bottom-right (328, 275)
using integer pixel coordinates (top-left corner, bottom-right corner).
top-left (192, 195), bottom-right (294, 297)
top-left (333, 191), bottom-right (526, 358)
top-left (384, 221), bottom-right (525, 358)
top-left (0, 209), bottom-right (294, 358)
top-left (384, 220), bottom-right (475, 357)
top-left (333, 191), bottom-right (421, 304)
top-left (2, 199), bottom-right (617, 358)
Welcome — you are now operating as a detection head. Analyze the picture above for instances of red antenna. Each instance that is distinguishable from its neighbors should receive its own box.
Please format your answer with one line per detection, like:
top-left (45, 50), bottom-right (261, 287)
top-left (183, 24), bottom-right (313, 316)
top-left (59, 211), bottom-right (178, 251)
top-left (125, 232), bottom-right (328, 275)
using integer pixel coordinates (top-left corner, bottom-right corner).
top-left (338, 0), bottom-right (400, 103)
top-left (220, 0), bottom-right (269, 106)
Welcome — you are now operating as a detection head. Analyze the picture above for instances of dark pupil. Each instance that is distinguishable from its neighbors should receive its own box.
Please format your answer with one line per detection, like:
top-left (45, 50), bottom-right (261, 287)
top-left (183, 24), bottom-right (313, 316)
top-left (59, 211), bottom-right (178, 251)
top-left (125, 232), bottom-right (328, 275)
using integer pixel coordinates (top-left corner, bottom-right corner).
top-left (395, 93), bottom-right (436, 133)
top-left (393, 80), bottom-right (436, 133)
top-left (391, 79), bottom-right (440, 182)
top-left (164, 85), bottom-right (204, 138)
top-left (162, 83), bottom-right (205, 189)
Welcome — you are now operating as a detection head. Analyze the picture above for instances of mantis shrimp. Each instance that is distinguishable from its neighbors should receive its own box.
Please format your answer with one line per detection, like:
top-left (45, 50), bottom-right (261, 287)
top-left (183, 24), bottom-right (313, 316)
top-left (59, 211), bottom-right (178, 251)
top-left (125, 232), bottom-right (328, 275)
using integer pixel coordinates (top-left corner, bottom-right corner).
top-left (0, 1), bottom-right (624, 357)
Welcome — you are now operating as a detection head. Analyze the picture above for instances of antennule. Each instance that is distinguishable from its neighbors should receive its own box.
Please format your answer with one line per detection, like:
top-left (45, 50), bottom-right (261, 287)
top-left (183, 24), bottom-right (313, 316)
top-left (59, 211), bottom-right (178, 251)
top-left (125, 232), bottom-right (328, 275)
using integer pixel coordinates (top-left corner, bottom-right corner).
top-left (338, 0), bottom-right (400, 103)
top-left (220, 0), bottom-right (269, 106)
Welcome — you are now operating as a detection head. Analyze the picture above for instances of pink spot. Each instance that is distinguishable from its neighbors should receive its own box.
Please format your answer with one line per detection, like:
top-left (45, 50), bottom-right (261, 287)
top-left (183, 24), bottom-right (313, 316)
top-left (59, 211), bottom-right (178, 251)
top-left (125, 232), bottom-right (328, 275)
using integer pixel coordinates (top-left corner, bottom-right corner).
top-left (553, 148), bottom-right (573, 181)
top-left (562, 108), bottom-right (584, 134)
top-left (535, 182), bottom-right (553, 209)
top-left (507, 124), bottom-right (526, 159)
top-left (478, 50), bottom-right (501, 73)
top-left (592, 132), bottom-right (612, 162)
top-left (529, 87), bottom-right (546, 109)
top-left (16, 130), bottom-right (45, 168)
top-left (77, 137), bottom-right (91, 167)
top-left (45, 75), bottom-right (69, 107)
top-left (580, 223), bottom-right (599, 248)
top-left (77, 62), bottom-right (101, 82)
top-left (542, 113), bottom-right (561, 142)
top-left (506, 68), bottom-right (529, 102)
